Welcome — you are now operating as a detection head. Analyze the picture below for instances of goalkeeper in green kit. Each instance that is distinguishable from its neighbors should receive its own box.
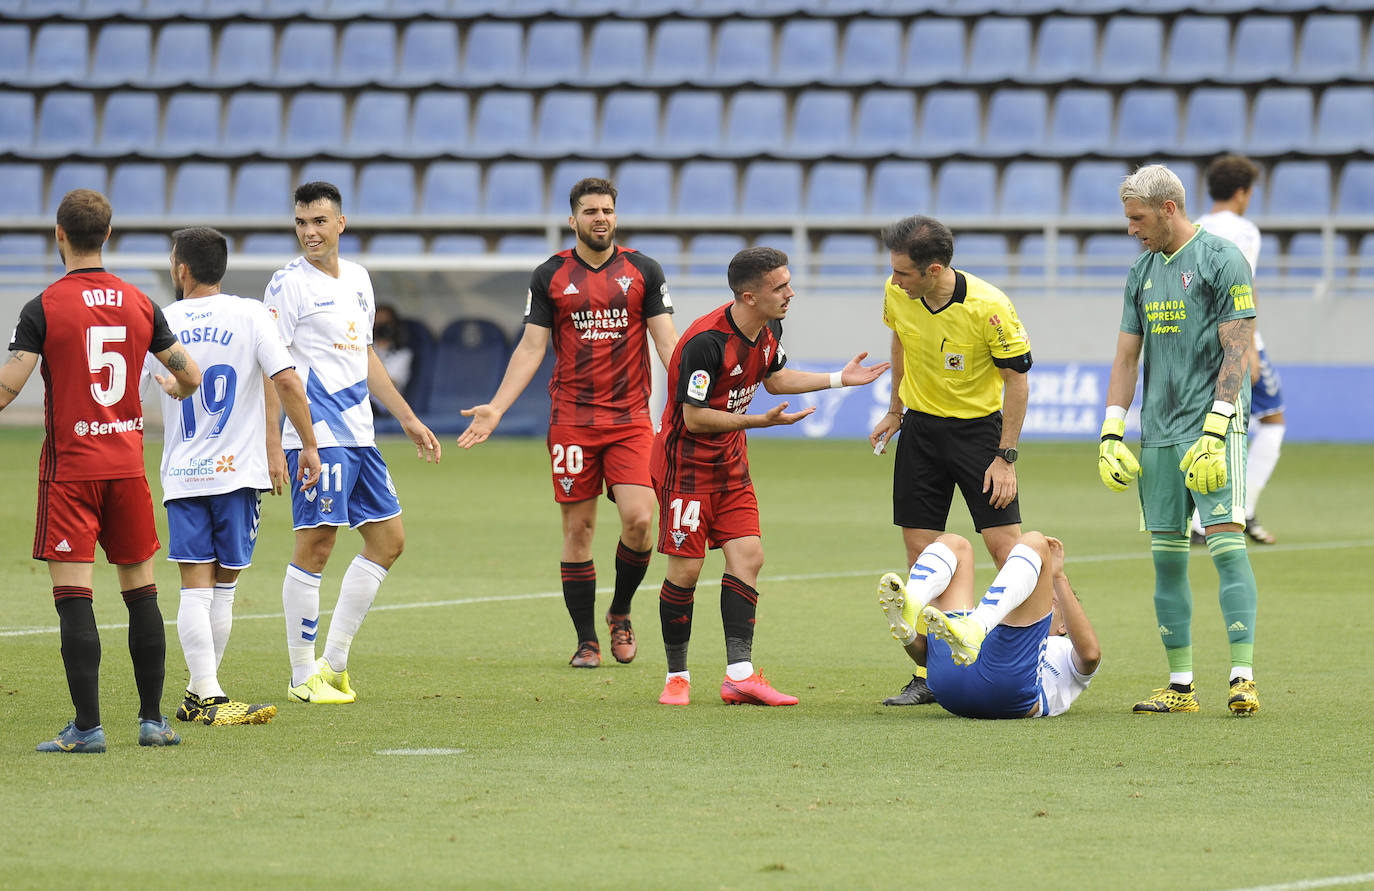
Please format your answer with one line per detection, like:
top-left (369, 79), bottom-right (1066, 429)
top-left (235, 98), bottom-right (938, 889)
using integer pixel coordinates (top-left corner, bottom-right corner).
top-left (1100, 164), bottom-right (1261, 717)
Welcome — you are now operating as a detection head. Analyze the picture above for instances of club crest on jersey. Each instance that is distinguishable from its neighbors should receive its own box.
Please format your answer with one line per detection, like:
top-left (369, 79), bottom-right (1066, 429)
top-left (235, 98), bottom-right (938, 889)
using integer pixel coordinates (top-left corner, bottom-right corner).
top-left (944, 352), bottom-right (965, 372)
top-left (763, 345), bottom-right (772, 363)
top-left (321, 497), bottom-right (334, 514)
top-left (558, 476), bottom-right (575, 495)
top-left (215, 455), bottom-right (236, 473)
top-left (669, 529), bottom-right (688, 549)
top-left (347, 320), bottom-right (358, 341)
top-left (1181, 270), bottom-right (1195, 290)
top-left (687, 370), bottom-right (711, 401)
top-left (615, 275), bottom-right (633, 295)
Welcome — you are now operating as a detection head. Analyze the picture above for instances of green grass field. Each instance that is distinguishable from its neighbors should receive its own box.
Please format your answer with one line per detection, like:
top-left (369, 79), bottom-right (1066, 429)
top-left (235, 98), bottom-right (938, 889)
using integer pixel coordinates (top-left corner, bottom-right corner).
top-left (1, 427), bottom-right (1371, 890)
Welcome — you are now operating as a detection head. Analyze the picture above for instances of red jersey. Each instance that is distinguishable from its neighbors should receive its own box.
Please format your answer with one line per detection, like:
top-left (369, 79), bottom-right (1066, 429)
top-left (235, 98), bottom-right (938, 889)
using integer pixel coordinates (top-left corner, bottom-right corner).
top-left (525, 246), bottom-right (672, 427)
top-left (9, 268), bottom-right (176, 482)
top-left (652, 302), bottom-right (786, 494)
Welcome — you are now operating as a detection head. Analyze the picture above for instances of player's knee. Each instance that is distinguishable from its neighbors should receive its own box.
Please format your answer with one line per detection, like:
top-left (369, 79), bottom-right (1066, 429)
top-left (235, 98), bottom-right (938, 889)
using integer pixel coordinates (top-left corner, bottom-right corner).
top-left (621, 509), bottom-right (653, 545)
top-left (937, 533), bottom-right (974, 564)
top-left (1017, 530), bottom-right (1049, 557)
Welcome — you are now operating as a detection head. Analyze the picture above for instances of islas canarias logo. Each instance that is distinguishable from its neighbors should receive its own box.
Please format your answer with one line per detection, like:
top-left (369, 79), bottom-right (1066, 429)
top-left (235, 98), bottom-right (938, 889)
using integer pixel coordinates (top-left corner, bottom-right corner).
top-left (216, 455), bottom-right (236, 473)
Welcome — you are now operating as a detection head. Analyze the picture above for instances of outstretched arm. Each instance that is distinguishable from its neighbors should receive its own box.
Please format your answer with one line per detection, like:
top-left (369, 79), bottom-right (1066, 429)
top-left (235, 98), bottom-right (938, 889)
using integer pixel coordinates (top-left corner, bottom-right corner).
top-left (681, 401), bottom-right (815, 433)
top-left (152, 342), bottom-right (202, 400)
top-left (763, 352), bottom-right (890, 395)
top-left (457, 324), bottom-right (550, 449)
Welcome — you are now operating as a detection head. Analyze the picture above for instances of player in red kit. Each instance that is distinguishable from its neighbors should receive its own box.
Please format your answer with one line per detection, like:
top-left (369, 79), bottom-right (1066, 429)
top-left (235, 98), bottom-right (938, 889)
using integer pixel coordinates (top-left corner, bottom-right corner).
top-left (459, 178), bottom-right (678, 668)
top-left (0, 189), bottom-right (201, 753)
top-left (652, 247), bottom-right (889, 707)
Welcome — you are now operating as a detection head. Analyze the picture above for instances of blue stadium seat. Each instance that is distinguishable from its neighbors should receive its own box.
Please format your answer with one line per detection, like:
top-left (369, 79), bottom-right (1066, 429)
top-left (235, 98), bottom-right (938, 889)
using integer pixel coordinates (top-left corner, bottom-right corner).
top-left (397, 21), bottom-right (459, 84)
top-left (550, 160), bottom-right (610, 212)
top-left (984, 89), bottom-right (1048, 155)
top-left (1284, 232), bottom-right (1325, 278)
top-left (48, 163), bottom-right (107, 213)
top-left (0, 234), bottom-right (51, 274)
top-left (870, 160), bottom-right (932, 217)
top-left (676, 161), bottom-right (736, 215)
top-left (1315, 87), bottom-right (1374, 153)
top-left (0, 92), bottom-right (33, 152)
top-left (284, 92), bottom-right (345, 155)
top-left (347, 92), bottom-right (409, 155)
top-left (791, 90), bottom-right (852, 155)
top-left (806, 162), bottom-right (866, 215)
top-left (817, 233), bottom-right (882, 277)
top-left (1098, 16), bottom-right (1164, 83)
top-left (463, 21), bottom-right (522, 85)
top-left (585, 21), bottom-right (649, 85)
top-left (741, 161), bottom-right (802, 216)
top-left (214, 23), bottom-right (275, 86)
top-left (152, 23), bottom-right (212, 85)
top-left (934, 162), bottom-right (996, 217)
top-left (337, 22), bottom-right (397, 85)
top-left (754, 231), bottom-right (794, 260)
top-left (1181, 88), bottom-right (1247, 154)
top-left (623, 234), bottom-right (682, 275)
top-left (660, 91), bottom-right (723, 155)
top-left (854, 90), bottom-right (915, 153)
top-left (904, 19), bottom-right (965, 82)
top-left (1000, 160), bottom-right (1062, 216)
top-left (712, 20), bottom-right (773, 83)
top-left (599, 91), bottom-right (659, 155)
top-left (1249, 88), bottom-right (1314, 154)
top-left (838, 19), bottom-right (902, 83)
top-left (495, 234), bottom-right (549, 255)
top-left (1165, 17), bottom-right (1230, 81)
top-left (954, 233), bottom-right (1009, 280)
top-left (108, 163), bottom-right (166, 216)
top-left (420, 161), bottom-right (481, 215)
top-left (170, 163), bottom-right (230, 216)
top-left (1066, 161), bottom-right (1130, 215)
top-left (687, 234), bottom-right (746, 277)
top-left (918, 90), bottom-right (980, 155)
top-left (470, 92), bottom-right (533, 154)
top-left (357, 163), bottom-right (415, 216)
top-left (410, 91), bottom-right (468, 153)
top-left (1016, 233), bottom-right (1076, 280)
top-left (432, 234), bottom-right (487, 254)
top-left (276, 23), bottom-right (335, 86)
top-left (238, 234), bottom-right (299, 255)
top-left (297, 161), bottom-right (355, 202)
top-left (535, 91), bottom-right (597, 154)
top-left (1266, 161), bottom-right (1331, 215)
top-left (0, 163), bottom-right (42, 215)
top-left (1296, 15), bottom-right (1362, 80)
top-left (726, 91), bottom-right (787, 155)
top-left (89, 24), bottom-right (151, 86)
top-left (485, 161), bottom-right (544, 214)
top-left (428, 318), bottom-right (511, 423)
top-left (1337, 161), bottom-right (1374, 214)
top-left (113, 234), bottom-right (171, 255)
top-left (1255, 232), bottom-right (1280, 279)
top-left (37, 92), bottom-right (96, 155)
top-left (161, 93), bottom-right (221, 156)
top-left (776, 20), bottom-right (838, 84)
top-left (524, 20), bottom-right (583, 85)
top-left (647, 20), bottom-right (710, 84)
top-left (230, 162), bottom-right (288, 216)
top-left (1033, 17), bottom-right (1097, 80)
top-left (967, 18), bottom-right (1031, 81)
top-left (613, 161), bottom-right (673, 217)
top-left (369, 234), bottom-right (425, 254)
top-left (30, 24), bottom-right (88, 85)
top-left (1048, 89), bottom-right (1112, 154)
top-left (222, 92), bottom-right (282, 154)
top-left (1358, 234), bottom-right (1374, 278)
top-left (1230, 16), bottom-right (1295, 80)
top-left (1113, 89), bottom-right (1177, 154)
top-left (0, 25), bottom-right (29, 85)
top-left (100, 92), bottom-right (158, 155)
top-left (1080, 234), bottom-right (1140, 277)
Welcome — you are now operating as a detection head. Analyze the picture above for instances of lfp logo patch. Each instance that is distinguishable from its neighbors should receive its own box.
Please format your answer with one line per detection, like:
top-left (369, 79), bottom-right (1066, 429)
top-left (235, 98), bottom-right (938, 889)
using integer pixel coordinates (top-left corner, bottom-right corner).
top-left (687, 370), bottom-right (711, 401)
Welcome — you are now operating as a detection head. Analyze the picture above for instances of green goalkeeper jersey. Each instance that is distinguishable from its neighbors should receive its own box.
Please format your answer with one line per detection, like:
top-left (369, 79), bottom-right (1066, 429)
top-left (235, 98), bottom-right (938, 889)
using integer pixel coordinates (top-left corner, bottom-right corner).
top-left (1120, 225), bottom-right (1256, 447)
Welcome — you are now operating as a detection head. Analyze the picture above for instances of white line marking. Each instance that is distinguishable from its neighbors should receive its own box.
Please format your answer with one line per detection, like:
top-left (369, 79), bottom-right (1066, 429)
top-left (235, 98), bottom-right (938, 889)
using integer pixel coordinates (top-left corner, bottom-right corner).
top-left (2, 539), bottom-right (1370, 638)
top-left (374, 748), bottom-right (466, 756)
top-left (1224, 872), bottom-right (1374, 891)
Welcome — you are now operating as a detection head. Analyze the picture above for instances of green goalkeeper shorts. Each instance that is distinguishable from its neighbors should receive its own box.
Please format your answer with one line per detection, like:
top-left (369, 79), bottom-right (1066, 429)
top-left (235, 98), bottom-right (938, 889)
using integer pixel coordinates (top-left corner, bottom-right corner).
top-left (1138, 440), bottom-right (1247, 534)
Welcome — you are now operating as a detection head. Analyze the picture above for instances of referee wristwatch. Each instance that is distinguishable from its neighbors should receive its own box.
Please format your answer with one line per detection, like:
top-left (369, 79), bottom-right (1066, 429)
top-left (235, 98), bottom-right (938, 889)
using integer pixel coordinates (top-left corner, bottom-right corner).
top-left (996, 447), bottom-right (1019, 464)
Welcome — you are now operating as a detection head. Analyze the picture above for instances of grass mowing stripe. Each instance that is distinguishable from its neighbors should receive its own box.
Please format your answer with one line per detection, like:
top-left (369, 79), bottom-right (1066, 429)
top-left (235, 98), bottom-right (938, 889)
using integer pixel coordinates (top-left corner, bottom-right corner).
top-left (1225, 872), bottom-right (1374, 891)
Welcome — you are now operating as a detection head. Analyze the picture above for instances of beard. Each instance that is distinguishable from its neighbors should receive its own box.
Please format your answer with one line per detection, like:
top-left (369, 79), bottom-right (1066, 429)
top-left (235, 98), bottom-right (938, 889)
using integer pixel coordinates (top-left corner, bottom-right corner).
top-left (576, 222), bottom-right (615, 252)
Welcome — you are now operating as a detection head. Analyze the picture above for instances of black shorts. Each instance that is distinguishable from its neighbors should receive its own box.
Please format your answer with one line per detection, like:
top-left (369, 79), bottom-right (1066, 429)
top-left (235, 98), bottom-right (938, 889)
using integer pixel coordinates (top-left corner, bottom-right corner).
top-left (892, 410), bottom-right (1021, 533)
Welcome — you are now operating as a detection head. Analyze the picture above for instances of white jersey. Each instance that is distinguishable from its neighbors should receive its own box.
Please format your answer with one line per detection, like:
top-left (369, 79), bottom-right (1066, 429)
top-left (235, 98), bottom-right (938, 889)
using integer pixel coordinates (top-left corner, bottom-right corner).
top-left (1035, 635), bottom-right (1096, 718)
top-left (264, 256), bottom-right (376, 449)
top-left (1196, 211), bottom-right (1265, 350)
top-left (145, 292), bottom-right (295, 503)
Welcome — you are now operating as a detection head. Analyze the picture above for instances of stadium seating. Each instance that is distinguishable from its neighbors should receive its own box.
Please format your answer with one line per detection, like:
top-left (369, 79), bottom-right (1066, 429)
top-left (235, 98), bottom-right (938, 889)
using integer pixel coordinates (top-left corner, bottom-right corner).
top-left (1296, 14), bottom-right (1363, 80)
top-left (1067, 161), bottom-right (1130, 216)
top-left (1181, 89), bottom-right (1247, 155)
top-left (152, 23), bottom-right (212, 85)
top-left (985, 89), bottom-right (1049, 155)
top-left (420, 161), bottom-right (481, 215)
top-left (410, 92), bottom-right (468, 154)
top-left (968, 18), bottom-right (1032, 82)
top-left (470, 92), bottom-right (534, 155)
top-left (934, 162), bottom-right (997, 218)
top-left (1338, 161), bottom-right (1374, 214)
top-left (585, 21), bottom-right (650, 86)
top-left (1048, 89), bottom-right (1113, 155)
top-left (222, 92), bottom-right (283, 155)
top-left (817, 232), bottom-right (882, 277)
top-left (485, 161), bottom-right (545, 215)
top-left (348, 92), bottom-right (410, 155)
top-left (89, 24), bottom-right (151, 86)
top-left (524, 20), bottom-right (584, 86)
top-left (791, 90), bottom-right (852, 155)
top-left (427, 318), bottom-right (510, 425)
top-left (712, 20), bottom-right (773, 83)
top-left (463, 21), bottom-right (523, 85)
top-left (956, 233), bottom-right (1011, 280)
top-left (726, 91), bottom-right (787, 155)
top-left (536, 91), bottom-right (598, 155)
top-left (109, 162), bottom-right (167, 216)
top-left (29, 24), bottom-right (88, 86)
top-left (1315, 87), bottom-right (1374, 153)
top-left (276, 23), bottom-right (335, 87)
top-left (1098, 16), bottom-right (1164, 83)
top-left (1113, 89), bottom-right (1177, 155)
top-left (550, 159), bottom-right (610, 210)
top-left (1231, 16), bottom-right (1295, 80)
top-left (600, 91), bottom-right (660, 155)
top-left (686, 233), bottom-right (746, 276)
top-left (905, 19), bottom-right (965, 83)
top-left (0, 25), bottom-right (29, 85)
top-left (231, 162), bottom-right (290, 216)
top-left (661, 91), bottom-right (723, 155)
top-left (338, 22), bottom-right (398, 86)
top-left (837, 19), bottom-right (902, 84)
top-left (396, 21), bottom-right (460, 85)
top-left (37, 92), bottom-right (96, 156)
top-left (805, 162), bottom-right (867, 215)
top-left (918, 90), bottom-right (981, 155)
top-left (101, 92), bottom-right (159, 155)
top-left (647, 20), bottom-right (710, 85)
top-left (869, 160), bottom-right (932, 217)
top-left (1165, 17), bottom-right (1230, 81)
top-left (623, 233), bottom-right (682, 274)
top-left (1001, 161), bottom-right (1063, 216)
top-left (161, 92), bottom-right (221, 156)
top-left (358, 163), bottom-right (417, 216)
top-left (854, 90), bottom-right (915, 154)
top-left (776, 20), bottom-right (838, 84)
top-left (0, 163), bottom-right (43, 216)
top-left (1249, 88), bottom-right (1314, 154)
top-left (170, 163), bottom-right (231, 216)
top-left (1267, 161), bottom-right (1331, 215)
top-left (676, 162), bottom-right (736, 215)
top-left (741, 161), bottom-right (803, 216)
top-left (1033, 17), bottom-right (1097, 80)
top-left (48, 163), bottom-right (107, 213)
top-left (213, 23), bottom-right (275, 86)
top-left (613, 161), bottom-right (673, 217)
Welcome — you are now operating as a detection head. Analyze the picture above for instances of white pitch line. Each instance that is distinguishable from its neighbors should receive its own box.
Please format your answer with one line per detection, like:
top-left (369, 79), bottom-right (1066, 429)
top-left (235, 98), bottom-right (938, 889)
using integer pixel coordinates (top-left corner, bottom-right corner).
top-left (374, 748), bottom-right (466, 756)
top-left (1224, 872), bottom-right (1374, 891)
top-left (2, 539), bottom-right (1370, 638)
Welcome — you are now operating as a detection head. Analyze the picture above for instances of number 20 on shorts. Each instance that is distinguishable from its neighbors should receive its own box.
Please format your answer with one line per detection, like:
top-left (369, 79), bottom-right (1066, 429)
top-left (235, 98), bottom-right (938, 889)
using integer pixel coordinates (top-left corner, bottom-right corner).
top-left (552, 443), bottom-right (584, 475)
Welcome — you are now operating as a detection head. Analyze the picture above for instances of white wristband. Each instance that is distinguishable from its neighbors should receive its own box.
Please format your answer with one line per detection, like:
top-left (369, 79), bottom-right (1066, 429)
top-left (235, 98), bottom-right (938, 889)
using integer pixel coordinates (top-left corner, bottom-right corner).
top-left (1104, 405), bottom-right (1127, 422)
top-left (829, 370), bottom-right (844, 389)
top-left (1211, 400), bottom-right (1236, 417)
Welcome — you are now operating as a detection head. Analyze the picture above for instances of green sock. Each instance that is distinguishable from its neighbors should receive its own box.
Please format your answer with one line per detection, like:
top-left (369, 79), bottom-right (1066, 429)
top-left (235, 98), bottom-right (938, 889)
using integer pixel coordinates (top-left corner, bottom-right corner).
top-left (1208, 532), bottom-right (1258, 661)
top-left (1151, 534), bottom-right (1193, 651)
top-left (1165, 645), bottom-right (1193, 675)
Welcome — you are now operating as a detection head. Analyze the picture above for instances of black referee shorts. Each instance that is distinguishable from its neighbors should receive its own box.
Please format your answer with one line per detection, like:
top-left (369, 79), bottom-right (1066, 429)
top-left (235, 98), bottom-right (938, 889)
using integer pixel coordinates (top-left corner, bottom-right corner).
top-left (892, 409), bottom-right (1021, 533)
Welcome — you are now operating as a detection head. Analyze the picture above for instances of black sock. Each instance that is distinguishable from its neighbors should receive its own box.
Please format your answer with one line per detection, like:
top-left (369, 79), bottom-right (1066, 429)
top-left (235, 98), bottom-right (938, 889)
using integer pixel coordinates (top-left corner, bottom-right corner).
top-left (560, 561), bottom-right (598, 644)
top-left (123, 585), bottom-right (165, 722)
top-left (720, 574), bottom-right (758, 666)
top-left (608, 541), bottom-right (652, 616)
top-left (54, 588), bottom-right (101, 731)
top-left (659, 580), bottom-right (695, 673)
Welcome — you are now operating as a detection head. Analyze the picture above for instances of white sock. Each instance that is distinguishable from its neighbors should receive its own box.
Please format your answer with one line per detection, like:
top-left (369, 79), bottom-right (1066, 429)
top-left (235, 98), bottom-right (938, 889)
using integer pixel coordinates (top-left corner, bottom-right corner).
top-left (1170, 671), bottom-right (1194, 686)
top-left (1190, 510), bottom-right (1205, 537)
top-left (1246, 423), bottom-right (1285, 518)
top-left (906, 541), bottom-right (957, 610)
top-left (725, 661), bottom-right (754, 681)
top-left (211, 582), bottom-right (235, 669)
top-left (283, 563), bottom-right (322, 686)
top-left (177, 587), bottom-right (224, 700)
top-left (323, 555), bottom-right (387, 672)
top-left (969, 543), bottom-right (1043, 632)
top-left (1230, 666), bottom-right (1254, 682)
top-left (666, 670), bottom-right (690, 683)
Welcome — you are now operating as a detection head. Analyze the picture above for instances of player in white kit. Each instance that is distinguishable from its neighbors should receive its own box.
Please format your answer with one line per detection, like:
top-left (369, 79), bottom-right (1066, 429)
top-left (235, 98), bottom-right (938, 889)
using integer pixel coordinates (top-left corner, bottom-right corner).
top-left (146, 227), bottom-right (322, 726)
top-left (264, 182), bottom-right (441, 704)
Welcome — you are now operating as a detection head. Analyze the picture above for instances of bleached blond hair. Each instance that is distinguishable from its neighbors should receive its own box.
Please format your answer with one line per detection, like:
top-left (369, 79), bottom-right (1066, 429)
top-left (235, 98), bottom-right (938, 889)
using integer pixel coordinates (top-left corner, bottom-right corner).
top-left (1119, 164), bottom-right (1186, 214)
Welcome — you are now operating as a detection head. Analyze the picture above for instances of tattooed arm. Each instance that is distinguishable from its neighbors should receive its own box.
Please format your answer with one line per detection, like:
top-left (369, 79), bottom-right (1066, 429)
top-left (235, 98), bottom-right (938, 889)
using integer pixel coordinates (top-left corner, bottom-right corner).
top-left (1215, 317), bottom-right (1255, 406)
top-left (0, 349), bottom-right (39, 411)
top-left (151, 342), bottom-right (201, 400)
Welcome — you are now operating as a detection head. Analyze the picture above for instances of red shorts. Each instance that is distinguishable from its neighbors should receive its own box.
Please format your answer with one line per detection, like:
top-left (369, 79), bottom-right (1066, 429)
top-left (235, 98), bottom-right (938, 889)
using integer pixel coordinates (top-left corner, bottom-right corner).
top-left (655, 484), bottom-right (760, 559)
top-left (34, 476), bottom-right (160, 564)
top-left (547, 422), bottom-right (653, 503)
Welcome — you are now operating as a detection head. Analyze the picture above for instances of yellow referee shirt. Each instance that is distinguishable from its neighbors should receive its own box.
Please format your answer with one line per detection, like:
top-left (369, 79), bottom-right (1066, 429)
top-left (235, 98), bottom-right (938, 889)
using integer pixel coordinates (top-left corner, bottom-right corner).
top-left (882, 269), bottom-right (1031, 419)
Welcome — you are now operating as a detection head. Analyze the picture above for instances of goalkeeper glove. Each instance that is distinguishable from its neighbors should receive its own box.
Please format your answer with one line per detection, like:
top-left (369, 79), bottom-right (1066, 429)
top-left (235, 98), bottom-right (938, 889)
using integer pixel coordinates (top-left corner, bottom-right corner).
top-left (1098, 416), bottom-right (1140, 492)
top-left (1180, 406), bottom-right (1234, 494)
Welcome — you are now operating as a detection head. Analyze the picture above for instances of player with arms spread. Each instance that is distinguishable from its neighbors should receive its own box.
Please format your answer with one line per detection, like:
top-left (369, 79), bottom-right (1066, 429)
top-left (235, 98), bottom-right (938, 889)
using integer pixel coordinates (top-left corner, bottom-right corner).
top-left (1, 189), bottom-right (201, 753)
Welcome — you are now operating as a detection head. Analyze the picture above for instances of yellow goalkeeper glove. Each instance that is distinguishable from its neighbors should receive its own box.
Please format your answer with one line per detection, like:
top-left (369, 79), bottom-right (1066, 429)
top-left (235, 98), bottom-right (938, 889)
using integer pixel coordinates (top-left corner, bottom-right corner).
top-left (1180, 408), bottom-right (1234, 494)
top-left (1098, 416), bottom-right (1140, 492)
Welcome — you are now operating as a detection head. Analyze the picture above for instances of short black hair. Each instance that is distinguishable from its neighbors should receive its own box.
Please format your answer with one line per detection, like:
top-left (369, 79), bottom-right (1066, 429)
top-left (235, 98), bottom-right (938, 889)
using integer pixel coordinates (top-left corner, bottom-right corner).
top-left (728, 246), bottom-right (789, 296)
top-left (569, 177), bottom-right (617, 213)
top-left (1205, 155), bottom-right (1261, 202)
top-left (56, 189), bottom-right (112, 253)
top-left (881, 215), bottom-right (954, 269)
top-left (171, 226), bottom-right (228, 286)
top-left (294, 181), bottom-right (343, 211)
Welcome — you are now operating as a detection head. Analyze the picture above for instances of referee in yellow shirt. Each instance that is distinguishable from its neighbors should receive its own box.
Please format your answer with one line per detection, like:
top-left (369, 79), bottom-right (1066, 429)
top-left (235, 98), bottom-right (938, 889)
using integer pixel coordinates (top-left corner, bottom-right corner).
top-left (870, 215), bottom-right (1032, 706)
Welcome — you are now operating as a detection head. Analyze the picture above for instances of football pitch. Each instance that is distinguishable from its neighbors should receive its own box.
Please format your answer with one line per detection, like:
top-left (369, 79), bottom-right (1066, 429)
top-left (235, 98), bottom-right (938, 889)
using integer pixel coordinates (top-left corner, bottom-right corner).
top-left (1, 427), bottom-right (1371, 890)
